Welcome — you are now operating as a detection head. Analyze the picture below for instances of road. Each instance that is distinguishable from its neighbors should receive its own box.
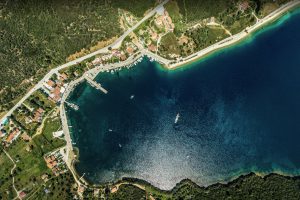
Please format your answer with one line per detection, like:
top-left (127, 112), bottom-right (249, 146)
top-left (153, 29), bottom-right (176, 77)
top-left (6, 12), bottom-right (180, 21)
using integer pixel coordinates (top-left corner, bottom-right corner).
top-left (168, 0), bottom-right (300, 69)
top-left (0, 0), bottom-right (169, 124)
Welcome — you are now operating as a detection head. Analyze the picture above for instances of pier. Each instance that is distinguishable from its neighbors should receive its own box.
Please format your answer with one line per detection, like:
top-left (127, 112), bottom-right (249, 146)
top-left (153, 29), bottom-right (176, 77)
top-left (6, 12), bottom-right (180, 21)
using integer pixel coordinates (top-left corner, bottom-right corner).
top-left (85, 75), bottom-right (108, 94)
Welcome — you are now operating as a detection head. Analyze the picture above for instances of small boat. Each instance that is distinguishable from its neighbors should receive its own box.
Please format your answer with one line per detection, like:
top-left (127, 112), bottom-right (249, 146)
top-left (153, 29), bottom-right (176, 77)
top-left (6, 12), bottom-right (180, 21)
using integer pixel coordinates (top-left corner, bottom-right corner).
top-left (175, 113), bottom-right (180, 124)
top-left (119, 144), bottom-right (122, 148)
top-left (108, 129), bottom-right (113, 132)
top-left (130, 95), bottom-right (135, 99)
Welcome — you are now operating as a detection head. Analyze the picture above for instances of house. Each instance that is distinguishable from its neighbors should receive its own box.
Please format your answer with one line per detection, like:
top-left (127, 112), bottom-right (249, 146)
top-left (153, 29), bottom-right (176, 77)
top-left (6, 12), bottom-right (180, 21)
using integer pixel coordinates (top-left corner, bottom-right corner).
top-left (126, 47), bottom-right (134, 55)
top-left (33, 108), bottom-right (45, 123)
top-left (44, 80), bottom-right (56, 91)
top-left (50, 86), bottom-right (62, 102)
top-left (6, 128), bottom-right (20, 143)
top-left (148, 44), bottom-right (157, 52)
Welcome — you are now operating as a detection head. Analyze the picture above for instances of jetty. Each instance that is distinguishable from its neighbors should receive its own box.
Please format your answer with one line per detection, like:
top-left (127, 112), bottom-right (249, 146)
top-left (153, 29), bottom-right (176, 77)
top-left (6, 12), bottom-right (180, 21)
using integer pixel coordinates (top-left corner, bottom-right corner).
top-left (84, 75), bottom-right (108, 94)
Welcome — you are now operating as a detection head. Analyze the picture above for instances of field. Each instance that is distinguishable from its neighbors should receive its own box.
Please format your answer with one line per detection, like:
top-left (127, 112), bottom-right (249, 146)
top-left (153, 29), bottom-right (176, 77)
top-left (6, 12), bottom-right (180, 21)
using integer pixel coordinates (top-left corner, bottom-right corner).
top-left (28, 172), bottom-right (77, 199)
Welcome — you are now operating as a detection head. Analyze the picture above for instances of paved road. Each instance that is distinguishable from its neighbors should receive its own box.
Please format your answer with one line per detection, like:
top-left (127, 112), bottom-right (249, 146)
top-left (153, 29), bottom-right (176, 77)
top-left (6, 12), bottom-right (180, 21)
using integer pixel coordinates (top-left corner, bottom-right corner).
top-left (0, 0), bottom-right (169, 123)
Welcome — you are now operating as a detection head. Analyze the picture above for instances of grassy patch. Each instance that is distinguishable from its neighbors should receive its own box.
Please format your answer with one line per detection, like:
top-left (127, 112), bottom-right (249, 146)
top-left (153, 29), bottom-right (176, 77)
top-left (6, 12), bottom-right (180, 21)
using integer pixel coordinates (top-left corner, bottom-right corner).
top-left (36, 117), bottom-right (66, 153)
top-left (0, 150), bottom-right (16, 199)
top-left (159, 32), bottom-right (180, 57)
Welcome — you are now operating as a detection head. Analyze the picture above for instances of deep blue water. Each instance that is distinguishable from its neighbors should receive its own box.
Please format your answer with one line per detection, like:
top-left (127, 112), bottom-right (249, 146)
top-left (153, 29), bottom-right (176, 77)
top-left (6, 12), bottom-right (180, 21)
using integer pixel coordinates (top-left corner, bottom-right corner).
top-left (67, 9), bottom-right (300, 189)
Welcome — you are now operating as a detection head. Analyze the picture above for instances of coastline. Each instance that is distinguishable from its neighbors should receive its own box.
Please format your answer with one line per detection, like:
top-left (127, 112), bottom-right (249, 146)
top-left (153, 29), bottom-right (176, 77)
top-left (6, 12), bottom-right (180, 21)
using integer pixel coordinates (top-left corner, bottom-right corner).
top-left (60, 52), bottom-right (147, 187)
top-left (60, 0), bottom-right (300, 190)
top-left (165, 0), bottom-right (300, 70)
top-left (107, 172), bottom-right (300, 198)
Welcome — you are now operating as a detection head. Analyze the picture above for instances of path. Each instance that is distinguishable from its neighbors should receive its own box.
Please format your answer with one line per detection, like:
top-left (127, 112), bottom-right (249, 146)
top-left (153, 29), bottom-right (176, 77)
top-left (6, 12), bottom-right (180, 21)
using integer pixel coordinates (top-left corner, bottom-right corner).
top-left (3, 150), bottom-right (20, 200)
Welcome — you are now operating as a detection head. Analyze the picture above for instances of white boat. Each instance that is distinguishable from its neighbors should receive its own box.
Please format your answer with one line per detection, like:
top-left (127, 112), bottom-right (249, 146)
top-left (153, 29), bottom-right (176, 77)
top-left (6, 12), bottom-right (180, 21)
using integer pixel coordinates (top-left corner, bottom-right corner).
top-left (130, 95), bottom-right (135, 99)
top-left (119, 144), bottom-right (122, 148)
top-left (108, 129), bottom-right (113, 132)
top-left (175, 113), bottom-right (180, 124)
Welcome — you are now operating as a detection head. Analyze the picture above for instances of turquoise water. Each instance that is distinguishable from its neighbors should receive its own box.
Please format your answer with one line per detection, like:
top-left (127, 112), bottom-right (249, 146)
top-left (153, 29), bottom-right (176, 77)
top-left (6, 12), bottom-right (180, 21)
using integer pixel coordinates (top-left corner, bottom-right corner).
top-left (67, 8), bottom-right (300, 189)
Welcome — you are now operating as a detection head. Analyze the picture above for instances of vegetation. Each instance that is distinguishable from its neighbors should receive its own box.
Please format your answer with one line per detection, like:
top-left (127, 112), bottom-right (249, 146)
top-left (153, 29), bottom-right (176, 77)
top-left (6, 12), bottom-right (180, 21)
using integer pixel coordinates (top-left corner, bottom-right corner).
top-left (28, 172), bottom-right (77, 199)
top-left (112, 0), bottom-right (156, 18)
top-left (176, 0), bottom-right (291, 23)
top-left (110, 173), bottom-right (300, 200)
top-left (44, 118), bottom-right (65, 144)
top-left (0, 148), bottom-right (15, 199)
top-left (159, 32), bottom-right (181, 58)
top-left (108, 185), bottom-right (146, 200)
top-left (33, 117), bottom-right (66, 154)
top-left (10, 91), bottom-right (56, 135)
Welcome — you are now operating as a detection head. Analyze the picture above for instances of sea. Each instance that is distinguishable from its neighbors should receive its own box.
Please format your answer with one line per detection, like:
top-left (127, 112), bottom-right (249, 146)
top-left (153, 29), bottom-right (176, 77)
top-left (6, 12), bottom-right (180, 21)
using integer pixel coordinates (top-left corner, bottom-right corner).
top-left (66, 8), bottom-right (300, 190)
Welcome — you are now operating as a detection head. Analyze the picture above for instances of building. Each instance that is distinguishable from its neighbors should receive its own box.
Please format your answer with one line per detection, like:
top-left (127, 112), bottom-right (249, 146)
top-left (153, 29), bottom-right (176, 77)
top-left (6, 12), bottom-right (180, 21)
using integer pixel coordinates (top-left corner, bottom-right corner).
top-left (6, 128), bottom-right (20, 143)
top-left (126, 46), bottom-right (134, 55)
top-left (44, 80), bottom-right (56, 91)
top-left (33, 108), bottom-right (45, 123)
top-left (19, 191), bottom-right (26, 199)
top-left (148, 44), bottom-right (157, 52)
